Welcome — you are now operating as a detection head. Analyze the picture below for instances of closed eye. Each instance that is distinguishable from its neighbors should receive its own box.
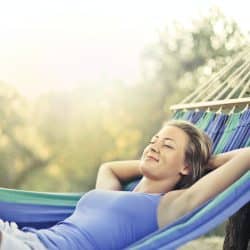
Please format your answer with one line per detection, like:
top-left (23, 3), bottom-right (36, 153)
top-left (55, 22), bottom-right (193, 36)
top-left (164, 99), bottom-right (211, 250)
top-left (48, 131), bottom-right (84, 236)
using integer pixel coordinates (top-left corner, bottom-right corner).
top-left (149, 141), bottom-right (174, 149)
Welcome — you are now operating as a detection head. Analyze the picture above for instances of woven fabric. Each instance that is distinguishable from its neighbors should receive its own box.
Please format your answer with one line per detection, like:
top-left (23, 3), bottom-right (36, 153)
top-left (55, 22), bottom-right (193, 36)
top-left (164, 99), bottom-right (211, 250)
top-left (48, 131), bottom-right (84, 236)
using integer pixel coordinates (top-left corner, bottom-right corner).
top-left (126, 172), bottom-right (250, 249)
top-left (0, 109), bottom-right (249, 249)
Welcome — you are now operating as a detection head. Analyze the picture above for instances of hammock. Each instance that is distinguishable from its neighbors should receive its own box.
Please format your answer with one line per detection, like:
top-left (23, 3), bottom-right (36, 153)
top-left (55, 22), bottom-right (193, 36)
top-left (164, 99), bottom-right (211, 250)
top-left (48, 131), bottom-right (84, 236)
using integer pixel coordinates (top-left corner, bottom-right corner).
top-left (126, 110), bottom-right (250, 249)
top-left (0, 48), bottom-right (250, 249)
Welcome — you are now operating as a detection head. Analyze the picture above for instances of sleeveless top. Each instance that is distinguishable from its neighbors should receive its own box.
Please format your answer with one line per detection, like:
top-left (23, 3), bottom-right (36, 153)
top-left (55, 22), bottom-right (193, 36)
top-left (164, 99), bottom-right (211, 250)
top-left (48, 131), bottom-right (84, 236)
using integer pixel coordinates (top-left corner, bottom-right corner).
top-left (25, 190), bottom-right (163, 250)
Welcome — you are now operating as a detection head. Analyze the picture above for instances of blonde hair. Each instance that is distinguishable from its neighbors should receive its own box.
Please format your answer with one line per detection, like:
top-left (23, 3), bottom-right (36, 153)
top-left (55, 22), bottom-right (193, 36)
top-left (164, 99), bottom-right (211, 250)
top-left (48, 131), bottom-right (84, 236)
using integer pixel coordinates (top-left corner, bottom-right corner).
top-left (164, 120), bottom-right (212, 189)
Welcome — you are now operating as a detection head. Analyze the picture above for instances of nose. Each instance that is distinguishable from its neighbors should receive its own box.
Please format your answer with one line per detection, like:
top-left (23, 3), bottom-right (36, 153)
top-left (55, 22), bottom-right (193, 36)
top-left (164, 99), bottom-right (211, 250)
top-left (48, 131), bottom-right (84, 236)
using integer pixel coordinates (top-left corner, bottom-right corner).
top-left (149, 143), bottom-right (160, 153)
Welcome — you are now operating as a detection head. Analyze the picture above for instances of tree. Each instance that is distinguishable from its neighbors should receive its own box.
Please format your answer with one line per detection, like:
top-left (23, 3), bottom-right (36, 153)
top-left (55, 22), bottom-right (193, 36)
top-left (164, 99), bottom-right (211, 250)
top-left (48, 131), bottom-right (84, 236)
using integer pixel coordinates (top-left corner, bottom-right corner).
top-left (0, 81), bottom-right (51, 188)
top-left (142, 7), bottom-right (249, 249)
top-left (142, 7), bottom-right (247, 116)
top-left (223, 203), bottom-right (250, 250)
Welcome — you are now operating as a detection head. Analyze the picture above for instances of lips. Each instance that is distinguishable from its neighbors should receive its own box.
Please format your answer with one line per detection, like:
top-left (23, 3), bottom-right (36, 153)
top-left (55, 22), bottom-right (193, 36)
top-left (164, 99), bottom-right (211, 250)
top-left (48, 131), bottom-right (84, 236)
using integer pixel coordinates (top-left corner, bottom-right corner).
top-left (146, 155), bottom-right (159, 162)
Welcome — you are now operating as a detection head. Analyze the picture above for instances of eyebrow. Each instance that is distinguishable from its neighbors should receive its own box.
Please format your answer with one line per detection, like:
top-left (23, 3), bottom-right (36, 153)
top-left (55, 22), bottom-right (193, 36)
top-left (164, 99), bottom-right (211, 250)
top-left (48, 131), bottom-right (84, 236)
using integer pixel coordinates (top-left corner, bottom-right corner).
top-left (154, 135), bottom-right (176, 143)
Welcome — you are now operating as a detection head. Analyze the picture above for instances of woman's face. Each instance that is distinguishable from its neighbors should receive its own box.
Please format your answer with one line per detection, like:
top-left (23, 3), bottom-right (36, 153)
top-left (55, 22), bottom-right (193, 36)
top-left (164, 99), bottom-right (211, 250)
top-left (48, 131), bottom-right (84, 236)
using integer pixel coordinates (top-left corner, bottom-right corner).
top-left (140, 125), bottom-right (190, 181)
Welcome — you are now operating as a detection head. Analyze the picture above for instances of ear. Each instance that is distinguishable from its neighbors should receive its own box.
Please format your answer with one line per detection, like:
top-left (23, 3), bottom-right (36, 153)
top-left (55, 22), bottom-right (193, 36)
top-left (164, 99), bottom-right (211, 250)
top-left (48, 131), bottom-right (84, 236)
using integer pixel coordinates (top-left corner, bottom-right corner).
top-left (179, 163), bottom-right (191, 176)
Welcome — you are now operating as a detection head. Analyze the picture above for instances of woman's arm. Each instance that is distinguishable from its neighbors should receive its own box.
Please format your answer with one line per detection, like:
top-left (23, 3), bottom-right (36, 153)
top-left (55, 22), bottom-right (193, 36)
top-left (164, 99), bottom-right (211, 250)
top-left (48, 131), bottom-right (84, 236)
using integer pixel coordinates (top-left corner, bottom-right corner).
top-left (158, 147), bottom-right (250, 228)
top-left (208, 148), bottom-right (247, 170)
top-left (95, 160), bottom-right (142, 190)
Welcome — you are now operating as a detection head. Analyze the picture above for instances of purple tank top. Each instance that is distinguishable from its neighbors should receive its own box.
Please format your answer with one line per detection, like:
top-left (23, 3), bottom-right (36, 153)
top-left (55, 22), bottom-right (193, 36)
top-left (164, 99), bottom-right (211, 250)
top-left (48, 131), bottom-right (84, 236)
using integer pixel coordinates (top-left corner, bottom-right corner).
top-left (27, 190), bottom-right (162, 250)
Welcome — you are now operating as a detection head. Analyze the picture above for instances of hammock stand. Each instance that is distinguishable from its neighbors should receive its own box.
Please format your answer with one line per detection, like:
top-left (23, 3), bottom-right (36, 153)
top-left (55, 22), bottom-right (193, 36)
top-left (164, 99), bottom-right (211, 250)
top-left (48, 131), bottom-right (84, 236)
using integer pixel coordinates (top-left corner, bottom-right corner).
top-left (0, 48), bottom-right (249, 249)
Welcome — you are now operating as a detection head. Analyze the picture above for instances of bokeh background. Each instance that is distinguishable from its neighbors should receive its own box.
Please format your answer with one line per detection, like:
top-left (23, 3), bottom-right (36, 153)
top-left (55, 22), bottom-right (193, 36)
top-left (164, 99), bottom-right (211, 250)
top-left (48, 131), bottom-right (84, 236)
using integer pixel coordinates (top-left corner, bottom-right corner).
top-left (0, 0), bottom-right (249, 193)
top-left (1, 1), bottom-right (249, 247)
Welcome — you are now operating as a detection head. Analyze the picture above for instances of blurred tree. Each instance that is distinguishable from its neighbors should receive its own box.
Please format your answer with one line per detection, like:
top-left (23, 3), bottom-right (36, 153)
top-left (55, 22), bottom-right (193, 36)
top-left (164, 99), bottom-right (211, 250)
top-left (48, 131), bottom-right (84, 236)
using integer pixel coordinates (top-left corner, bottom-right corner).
top-left (0, 6), bottom-right (248, 246)
top-left (142, 7), bottom-right (248, 117)
top-left (1, 7), bottom-right (248, 196)
top-left (142, 7), bottom-right (249, 245)
top-left (223, 203), bottom-right (250, 250)
top-left (0, 81), bottom-right (51, 188)
top-left (30, 83), bottom-right (144, 191)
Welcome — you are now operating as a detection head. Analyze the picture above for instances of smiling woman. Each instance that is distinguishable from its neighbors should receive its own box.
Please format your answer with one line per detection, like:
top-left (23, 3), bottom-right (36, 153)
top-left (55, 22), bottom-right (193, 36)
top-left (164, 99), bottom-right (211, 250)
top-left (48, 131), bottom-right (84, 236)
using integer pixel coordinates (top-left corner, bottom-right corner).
top-left (138, 124), bottom-right (190, 186)
top-left (135, 120), bottom-right (212, 193)
top-left (0, 120), bottom-right (249, 249)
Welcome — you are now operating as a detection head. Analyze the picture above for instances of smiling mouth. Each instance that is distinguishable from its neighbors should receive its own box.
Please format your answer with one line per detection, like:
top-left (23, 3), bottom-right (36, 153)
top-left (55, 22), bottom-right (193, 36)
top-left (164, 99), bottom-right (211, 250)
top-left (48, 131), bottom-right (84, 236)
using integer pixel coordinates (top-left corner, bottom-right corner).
top-left (146, 156), bottom-right (159, 162)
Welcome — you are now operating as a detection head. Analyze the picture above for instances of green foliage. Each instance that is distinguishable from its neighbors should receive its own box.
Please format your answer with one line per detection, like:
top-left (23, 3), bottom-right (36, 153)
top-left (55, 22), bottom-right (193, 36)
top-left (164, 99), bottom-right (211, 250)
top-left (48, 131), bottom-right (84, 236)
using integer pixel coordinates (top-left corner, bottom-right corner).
top-left (30, 83), bottom-right (157, 191)
top-left (142, 7), bottom-right (248, 116)
top-left (0, 8), bottom-right (248, 192)
top-left (0, 81), bottom-right (51, 188)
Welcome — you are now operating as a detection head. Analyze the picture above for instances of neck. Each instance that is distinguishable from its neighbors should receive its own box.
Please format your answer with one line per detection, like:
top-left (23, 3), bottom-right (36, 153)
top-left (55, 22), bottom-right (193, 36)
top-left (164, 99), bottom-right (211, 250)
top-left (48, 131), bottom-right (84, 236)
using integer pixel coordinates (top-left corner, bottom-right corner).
top-left (133, 176), bottom-right (179, 194)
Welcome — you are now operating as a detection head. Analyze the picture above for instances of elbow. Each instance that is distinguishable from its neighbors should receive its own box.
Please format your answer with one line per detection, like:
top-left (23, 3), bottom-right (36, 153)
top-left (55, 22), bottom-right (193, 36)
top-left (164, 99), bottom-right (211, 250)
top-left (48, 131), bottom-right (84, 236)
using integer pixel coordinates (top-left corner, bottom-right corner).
top-left (245, 148), bottom-right (250, 170)
top-left (238, 148), bottom-right (250, 171)
top-left (98, 162), bottom-right (112, 172)
top-left (99, 162), bottom-right (110, 169)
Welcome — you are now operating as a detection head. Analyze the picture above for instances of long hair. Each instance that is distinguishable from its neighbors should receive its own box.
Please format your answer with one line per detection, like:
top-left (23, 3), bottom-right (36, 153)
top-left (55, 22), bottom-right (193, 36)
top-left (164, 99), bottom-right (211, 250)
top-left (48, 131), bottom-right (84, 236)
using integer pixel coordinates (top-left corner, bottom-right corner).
top-left (163, 120), bottom-right (212, 189)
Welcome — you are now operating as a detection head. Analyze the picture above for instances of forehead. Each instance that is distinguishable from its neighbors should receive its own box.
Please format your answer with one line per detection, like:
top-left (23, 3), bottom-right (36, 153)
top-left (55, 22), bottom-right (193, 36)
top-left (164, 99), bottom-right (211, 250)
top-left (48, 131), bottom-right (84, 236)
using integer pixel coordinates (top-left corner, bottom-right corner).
top-left (156, 125), bottom-right (189, 143)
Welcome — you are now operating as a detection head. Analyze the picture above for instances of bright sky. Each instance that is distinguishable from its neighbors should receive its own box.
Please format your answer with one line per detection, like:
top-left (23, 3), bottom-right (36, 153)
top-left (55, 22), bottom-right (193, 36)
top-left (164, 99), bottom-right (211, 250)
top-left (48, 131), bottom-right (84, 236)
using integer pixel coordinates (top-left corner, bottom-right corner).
top-left (0, 0), bottom-right (249, 98)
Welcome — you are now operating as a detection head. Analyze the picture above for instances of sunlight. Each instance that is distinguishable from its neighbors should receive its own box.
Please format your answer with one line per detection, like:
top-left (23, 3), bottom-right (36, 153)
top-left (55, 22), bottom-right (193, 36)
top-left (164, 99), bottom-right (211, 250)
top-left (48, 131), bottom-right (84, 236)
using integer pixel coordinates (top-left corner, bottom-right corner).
top-left (0, 0), bottom-right (249, 98)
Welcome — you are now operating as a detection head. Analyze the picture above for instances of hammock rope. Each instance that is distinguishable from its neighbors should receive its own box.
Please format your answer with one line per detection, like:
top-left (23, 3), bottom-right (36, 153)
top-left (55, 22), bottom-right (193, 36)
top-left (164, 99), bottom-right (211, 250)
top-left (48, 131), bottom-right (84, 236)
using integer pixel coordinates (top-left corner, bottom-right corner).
top-left (0, 47), bottom-right (249, 249)
top-left (181, 48), bottom-right (250, 104)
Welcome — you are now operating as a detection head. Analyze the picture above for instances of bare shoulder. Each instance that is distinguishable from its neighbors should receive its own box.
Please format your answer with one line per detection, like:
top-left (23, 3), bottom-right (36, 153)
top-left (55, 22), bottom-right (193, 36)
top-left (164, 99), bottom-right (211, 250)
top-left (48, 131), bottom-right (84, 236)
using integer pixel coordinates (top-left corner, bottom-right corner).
top-left (157, 189), bottom-right (188, 228)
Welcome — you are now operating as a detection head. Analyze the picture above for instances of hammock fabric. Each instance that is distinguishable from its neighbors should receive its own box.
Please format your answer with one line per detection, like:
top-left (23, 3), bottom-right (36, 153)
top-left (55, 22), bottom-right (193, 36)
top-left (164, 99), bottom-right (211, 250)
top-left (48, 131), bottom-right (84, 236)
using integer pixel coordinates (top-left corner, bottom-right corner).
top-left (0, 109), bottom-right (249, 249)
top-left (127, 171), bottom-right (249, 249)
top-left (0, 189), bottom-right (81, 229)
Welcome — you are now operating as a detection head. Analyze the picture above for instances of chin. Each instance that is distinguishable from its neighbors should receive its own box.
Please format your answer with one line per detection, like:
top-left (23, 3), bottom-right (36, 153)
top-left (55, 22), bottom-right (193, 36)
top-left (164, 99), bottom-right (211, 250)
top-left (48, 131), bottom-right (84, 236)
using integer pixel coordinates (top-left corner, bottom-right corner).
top-left (139, 161), bottom-right (158, 180)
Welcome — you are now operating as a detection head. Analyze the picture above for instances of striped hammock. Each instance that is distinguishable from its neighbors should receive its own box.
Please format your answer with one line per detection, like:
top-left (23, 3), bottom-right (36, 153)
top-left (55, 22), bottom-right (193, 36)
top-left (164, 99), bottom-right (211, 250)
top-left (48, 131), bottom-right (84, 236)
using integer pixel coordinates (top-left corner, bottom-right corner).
top-left (0, 47), bottom-right (250, 248)
top-left (0, 109), bottom-right (249, 249)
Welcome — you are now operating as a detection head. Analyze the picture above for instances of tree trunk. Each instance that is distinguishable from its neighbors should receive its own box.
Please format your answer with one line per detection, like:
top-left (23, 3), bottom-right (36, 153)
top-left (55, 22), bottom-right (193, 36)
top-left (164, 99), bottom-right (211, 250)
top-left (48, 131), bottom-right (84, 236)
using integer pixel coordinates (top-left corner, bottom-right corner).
top-left (223, 202), bottom-right (250, 250)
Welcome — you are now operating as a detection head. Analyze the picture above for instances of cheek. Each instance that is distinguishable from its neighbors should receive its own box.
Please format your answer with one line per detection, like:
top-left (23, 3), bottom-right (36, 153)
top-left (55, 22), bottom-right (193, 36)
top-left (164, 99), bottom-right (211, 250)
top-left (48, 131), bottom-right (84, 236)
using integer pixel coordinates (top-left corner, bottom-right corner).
top-left (141, 146), bottom-right (150, 159)
top-left (161, 151), bottom-right (184, 167)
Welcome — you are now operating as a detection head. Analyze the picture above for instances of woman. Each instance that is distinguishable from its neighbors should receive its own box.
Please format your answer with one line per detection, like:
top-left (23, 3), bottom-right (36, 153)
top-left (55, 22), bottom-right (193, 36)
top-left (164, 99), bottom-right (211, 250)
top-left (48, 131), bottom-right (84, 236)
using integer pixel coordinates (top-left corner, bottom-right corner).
top-left (0, 120), bottom-right (249, 250)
